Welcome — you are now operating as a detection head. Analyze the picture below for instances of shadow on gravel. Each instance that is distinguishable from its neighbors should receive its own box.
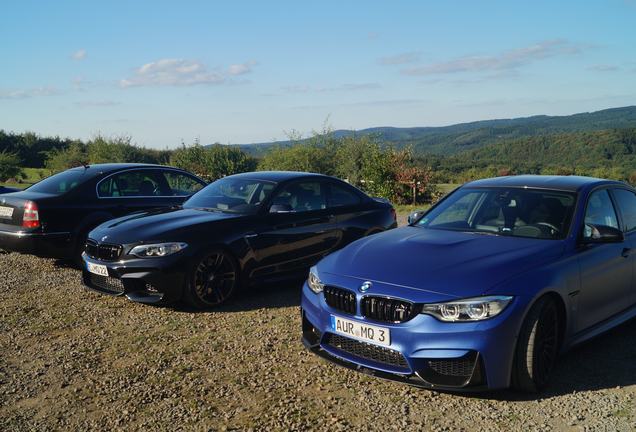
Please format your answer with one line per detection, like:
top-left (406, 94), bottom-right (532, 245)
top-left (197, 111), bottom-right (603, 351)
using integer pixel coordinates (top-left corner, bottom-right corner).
top-left (464, 318), bottom-right (636, 401)
top-left (171, 279), bottom-right (304, 314)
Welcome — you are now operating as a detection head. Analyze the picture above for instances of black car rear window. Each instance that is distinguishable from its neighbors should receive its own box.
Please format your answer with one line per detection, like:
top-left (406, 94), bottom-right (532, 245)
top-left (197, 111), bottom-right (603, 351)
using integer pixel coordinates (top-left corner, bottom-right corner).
top-left (27, 169), bottom-right (92, 195)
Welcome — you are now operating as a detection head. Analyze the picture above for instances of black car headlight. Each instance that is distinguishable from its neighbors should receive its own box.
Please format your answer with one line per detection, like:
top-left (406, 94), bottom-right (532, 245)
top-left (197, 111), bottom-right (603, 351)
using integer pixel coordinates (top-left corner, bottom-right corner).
top-left (129, 242), bottom-right (188, 258)
top-left (421, 295), bottom-right (513, 322)
top-left (307, 266), bottom-right (324, 294)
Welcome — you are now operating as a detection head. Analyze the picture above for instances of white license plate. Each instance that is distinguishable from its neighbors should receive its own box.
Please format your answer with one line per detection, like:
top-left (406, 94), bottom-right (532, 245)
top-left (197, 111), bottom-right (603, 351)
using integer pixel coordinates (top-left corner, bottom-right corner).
top-left (331, 315), bottom-right (391, 346)
top-left (86, 261), bottom-right (109, 277)
top-left (0, 206), bottom-right (13, 219)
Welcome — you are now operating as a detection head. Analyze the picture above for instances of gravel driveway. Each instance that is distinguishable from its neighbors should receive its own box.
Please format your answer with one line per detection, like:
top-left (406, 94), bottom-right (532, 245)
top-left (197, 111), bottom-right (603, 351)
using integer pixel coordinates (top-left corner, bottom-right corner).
top-left (1, 249), bottom-right (635, 431)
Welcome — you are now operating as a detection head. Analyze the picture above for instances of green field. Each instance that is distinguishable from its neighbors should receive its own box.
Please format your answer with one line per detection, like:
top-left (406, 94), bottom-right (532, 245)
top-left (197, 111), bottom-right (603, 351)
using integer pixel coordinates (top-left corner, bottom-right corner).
top-left (0, 167), bottom-right (51, 189)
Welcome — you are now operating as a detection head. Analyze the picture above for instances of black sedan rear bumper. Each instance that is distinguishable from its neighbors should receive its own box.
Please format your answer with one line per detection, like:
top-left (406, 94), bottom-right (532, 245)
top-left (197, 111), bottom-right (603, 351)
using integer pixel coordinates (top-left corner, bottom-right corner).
top-left (81, 253), bottom-right (188, 304)
top-left (0, 229), bottom-right (72, 258)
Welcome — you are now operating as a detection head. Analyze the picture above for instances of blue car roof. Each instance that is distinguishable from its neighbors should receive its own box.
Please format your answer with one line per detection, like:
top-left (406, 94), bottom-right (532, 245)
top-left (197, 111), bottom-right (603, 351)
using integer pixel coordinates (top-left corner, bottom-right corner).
top-left (465, 175), bottom-right (626, 192)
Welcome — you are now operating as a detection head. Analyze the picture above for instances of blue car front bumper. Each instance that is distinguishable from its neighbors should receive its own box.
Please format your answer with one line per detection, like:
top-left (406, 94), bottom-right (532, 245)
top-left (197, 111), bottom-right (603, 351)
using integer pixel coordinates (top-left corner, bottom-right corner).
top-left (301, 281), bottom-right (527, 391)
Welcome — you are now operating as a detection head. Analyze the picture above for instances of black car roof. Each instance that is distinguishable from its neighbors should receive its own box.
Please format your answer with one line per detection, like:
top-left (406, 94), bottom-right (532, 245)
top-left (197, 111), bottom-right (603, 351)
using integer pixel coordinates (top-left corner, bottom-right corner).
top-left (66, 163), bottom-right (175, 174)
top-left (225, 171), bottom-right (333, 182)
top-left (466, 175), bottom-right (626, 192)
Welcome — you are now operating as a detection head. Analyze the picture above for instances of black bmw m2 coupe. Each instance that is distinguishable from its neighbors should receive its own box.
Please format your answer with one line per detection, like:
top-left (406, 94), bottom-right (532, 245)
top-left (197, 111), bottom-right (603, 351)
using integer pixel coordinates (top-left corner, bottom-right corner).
top-left (82, 171), bottom-right (397, 308)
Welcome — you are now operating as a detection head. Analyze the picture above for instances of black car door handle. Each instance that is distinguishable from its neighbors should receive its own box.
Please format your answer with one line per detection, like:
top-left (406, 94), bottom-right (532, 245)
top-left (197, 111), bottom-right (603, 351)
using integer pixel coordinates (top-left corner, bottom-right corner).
top-left (621, 248), bottom-right (632, 258)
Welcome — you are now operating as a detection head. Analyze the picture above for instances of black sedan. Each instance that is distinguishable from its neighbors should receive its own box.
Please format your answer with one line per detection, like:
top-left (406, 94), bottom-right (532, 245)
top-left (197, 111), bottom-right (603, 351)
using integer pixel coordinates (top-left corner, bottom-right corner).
top-left (0, 164), bottom-right (206, 263)
top-left (82, 171), bottom-right (397, 308)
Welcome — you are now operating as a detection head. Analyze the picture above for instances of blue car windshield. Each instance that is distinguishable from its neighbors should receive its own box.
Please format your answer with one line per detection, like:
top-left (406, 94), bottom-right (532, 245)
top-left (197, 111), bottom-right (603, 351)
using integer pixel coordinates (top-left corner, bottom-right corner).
top-left (416, 187), bottom-right (577, 239)
top-left (183, 177), bottom-right (277, 214)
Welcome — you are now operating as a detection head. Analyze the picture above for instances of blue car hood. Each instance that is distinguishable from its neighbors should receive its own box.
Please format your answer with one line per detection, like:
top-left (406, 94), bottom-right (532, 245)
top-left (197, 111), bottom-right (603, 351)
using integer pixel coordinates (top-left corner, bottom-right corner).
top-left (320, 226), bottom-right (565, 299)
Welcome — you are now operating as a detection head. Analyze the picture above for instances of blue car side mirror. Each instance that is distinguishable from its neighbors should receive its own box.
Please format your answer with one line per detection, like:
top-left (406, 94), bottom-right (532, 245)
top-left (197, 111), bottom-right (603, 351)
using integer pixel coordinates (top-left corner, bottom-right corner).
top-left (581, 223), bottom-right (624, 243)
top-left (407, 210), bottom-right (426, 225)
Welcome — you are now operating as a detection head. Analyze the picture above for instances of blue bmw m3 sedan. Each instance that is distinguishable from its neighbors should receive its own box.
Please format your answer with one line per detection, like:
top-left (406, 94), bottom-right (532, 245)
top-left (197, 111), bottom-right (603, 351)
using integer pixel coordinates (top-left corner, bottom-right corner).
top-left (301, 175), bottom-right (636, 392)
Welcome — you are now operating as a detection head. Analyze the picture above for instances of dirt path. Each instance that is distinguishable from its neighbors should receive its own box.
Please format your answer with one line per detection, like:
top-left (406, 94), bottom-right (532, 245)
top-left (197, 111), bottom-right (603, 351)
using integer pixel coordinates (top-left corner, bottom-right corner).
top-left (1, 251), bottom-right (635, 431)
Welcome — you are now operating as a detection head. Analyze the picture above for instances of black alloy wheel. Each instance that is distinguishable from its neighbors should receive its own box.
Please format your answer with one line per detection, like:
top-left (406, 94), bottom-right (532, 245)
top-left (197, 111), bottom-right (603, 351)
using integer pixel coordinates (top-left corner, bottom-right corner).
top-left (512, 296), bottom-right (560, 392)
top-left (185, 250), bottom-right (238, 309)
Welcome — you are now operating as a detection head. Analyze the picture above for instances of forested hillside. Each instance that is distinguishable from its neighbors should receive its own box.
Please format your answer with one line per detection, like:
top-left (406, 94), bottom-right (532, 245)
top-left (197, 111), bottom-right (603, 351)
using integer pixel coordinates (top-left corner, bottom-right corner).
top-left (427, 128), bottom-right (636, 182)
top-left (236, 106), bottom-right (636, 156)
top-left (3, 106), bottom-right (636, 199)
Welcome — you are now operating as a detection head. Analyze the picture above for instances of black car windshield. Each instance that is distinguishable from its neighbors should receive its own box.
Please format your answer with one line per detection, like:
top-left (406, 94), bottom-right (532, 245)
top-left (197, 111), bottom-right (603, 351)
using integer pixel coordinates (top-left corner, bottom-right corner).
top-left (26, 168), bottom-right (91, 195)
top-left (183, 177), bottom-right (276, 214)
top-left (416, 187), bottom-right (577, 240)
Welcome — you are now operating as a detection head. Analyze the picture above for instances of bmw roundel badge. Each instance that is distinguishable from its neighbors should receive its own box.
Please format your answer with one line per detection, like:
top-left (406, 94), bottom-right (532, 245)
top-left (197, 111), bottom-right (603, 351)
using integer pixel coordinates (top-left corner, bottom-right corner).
top-left (359, 281), bottom-right (372, 293)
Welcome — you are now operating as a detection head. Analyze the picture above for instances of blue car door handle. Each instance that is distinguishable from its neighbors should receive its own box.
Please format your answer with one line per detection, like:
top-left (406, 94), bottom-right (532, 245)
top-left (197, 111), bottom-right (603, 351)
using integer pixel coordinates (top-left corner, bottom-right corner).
top-left (621, 247), bottom-right (632, 258)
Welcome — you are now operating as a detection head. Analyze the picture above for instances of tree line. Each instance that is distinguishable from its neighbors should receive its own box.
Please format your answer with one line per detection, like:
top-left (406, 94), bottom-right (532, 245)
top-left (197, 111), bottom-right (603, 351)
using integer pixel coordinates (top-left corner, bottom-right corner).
top-left (3, 127), bottom-right (636, 204)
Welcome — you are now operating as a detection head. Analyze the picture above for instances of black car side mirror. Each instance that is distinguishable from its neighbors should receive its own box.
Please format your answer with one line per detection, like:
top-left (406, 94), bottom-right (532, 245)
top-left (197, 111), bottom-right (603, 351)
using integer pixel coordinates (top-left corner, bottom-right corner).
top-left (581, 223), bottom-right (624, 243)
top-left (269, 204), bottom-right (294, 213)
top-left (407, 210), bottom-right (426, 225)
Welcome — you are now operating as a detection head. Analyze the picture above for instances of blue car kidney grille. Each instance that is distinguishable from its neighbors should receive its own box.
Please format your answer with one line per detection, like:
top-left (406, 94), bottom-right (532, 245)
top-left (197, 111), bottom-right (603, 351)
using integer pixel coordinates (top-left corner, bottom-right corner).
top-left (323, 285), bottom-right (357, 315)
top-left (361, 296), bottom-right (417, 323)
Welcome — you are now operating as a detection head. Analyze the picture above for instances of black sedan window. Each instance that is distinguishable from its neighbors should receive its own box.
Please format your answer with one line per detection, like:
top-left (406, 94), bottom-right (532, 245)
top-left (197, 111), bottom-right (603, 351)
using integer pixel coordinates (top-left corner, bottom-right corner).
top-left (271, 182), bottom-right (327, 212)
top-left (98, 170), bottom-right (165, 197)
top-left (27, 169), bottom-right (91, 195)
top-left (184, 177), bottom-right (276, 214)
top-left (161, 171), bottom-right (205, 196)
top-left (328, 183), bottom-right (361, 207)
top-left (417, 187), bottom-right (576, 239)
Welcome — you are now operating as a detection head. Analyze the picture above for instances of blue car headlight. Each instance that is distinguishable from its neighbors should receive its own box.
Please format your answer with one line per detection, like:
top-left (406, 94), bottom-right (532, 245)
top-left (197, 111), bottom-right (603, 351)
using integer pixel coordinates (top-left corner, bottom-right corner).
top-left (129, 242), bottom-right (188, 258)
top-left (307, 266), bottom-right (324, 294)
top-left (421, 295), bottom-right (513, 322)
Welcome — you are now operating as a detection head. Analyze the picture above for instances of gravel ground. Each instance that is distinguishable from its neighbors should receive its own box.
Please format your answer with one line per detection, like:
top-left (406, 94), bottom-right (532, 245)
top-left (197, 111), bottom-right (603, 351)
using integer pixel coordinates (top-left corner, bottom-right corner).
top-left (1, 227), bottom-right (636, 430)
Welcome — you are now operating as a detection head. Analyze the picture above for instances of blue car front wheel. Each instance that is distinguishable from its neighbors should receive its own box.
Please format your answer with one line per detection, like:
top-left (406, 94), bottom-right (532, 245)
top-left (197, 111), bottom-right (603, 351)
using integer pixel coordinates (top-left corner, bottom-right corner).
top-left (512, 296), bottom-right (560, 392)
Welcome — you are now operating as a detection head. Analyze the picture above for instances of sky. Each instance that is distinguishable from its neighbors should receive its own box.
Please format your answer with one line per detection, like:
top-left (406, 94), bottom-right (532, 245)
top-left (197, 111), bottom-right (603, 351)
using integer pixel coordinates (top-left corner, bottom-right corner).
top-left (1, 0), bottom-right (635, 149)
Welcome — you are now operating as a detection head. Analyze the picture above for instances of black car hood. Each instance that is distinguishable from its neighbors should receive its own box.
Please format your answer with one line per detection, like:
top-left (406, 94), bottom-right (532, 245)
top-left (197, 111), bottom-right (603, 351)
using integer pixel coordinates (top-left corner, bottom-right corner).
top-left (91, 207), bottom-right (242, 244)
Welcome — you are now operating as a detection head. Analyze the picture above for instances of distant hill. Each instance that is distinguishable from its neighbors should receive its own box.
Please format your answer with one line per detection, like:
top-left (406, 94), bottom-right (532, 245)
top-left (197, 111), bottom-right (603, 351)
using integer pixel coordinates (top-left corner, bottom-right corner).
top-left (448, 128), bottom-right (636, 171)
top-left (229, 106), bottom-right (636, 156)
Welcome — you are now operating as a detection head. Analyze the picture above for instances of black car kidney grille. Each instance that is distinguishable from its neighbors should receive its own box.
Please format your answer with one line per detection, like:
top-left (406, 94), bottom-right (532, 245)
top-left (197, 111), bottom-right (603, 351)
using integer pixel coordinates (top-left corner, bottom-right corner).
top-left (85, 240), bottom-right (122, 261)
top-left (89, 274), bottom-right (125, 294)
top-left (324, 333), bottom-right (409, 369)
top-left (361, 296), bottom-right (418, 323)
top-left (323, 285), bottom-right (357, 315)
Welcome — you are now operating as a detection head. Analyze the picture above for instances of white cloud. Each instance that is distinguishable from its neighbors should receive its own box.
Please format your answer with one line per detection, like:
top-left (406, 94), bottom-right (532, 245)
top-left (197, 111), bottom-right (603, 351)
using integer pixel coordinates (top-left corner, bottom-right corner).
top-left (281, 85), bottom-right (311, 93)
top-left (318, 83), bottom-right (381, 92)
top-left (281, 83), bottom-right (381, 93)
top-left (121, 58), bottom-right (258, 87)
top-left (378, 52), bottom-right (420, 65)
top-left (402, 39), bottom-right (583, 76)
top-left (586, 64), bottom-right (619, 72)
top-left (75, 100), bottom-right (121, 107)
top-left (0, 86), bottom-right (59, 100)
top-left (71, 49), bottom-right (87, 60)
top-left (228, 61), bottom-right (257, 76)
top-left (120, 59), bottom-right (226, 88)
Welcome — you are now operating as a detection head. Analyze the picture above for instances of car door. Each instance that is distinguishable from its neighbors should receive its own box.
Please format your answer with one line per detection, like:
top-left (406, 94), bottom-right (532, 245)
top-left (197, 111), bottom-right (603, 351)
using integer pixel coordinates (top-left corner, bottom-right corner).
top-left (609, 187), bottom-right (636, 305)
top-left (576, 188), bottom-right (633, 331)
top-left (248, 180), bottom-right (340, 278)
top-left (325, 181), bottom-right (367, 246)
top-left (96, 168), bottom-right (178, 217)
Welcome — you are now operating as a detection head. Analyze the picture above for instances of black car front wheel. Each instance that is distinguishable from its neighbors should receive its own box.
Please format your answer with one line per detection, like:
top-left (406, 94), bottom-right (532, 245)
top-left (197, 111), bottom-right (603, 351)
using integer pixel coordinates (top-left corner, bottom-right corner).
top-left (512, 296), bottom-right (560, 392)
top-left (184, 249), bottom-right (239, 309)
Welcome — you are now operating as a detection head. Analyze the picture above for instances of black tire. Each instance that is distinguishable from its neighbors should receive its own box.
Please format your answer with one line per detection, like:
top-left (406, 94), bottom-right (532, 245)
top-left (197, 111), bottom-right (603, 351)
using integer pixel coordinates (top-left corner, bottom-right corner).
top-left (184, 249), bottom-right (239, 309)
top-left (512, 296), bottom-right (560, 392)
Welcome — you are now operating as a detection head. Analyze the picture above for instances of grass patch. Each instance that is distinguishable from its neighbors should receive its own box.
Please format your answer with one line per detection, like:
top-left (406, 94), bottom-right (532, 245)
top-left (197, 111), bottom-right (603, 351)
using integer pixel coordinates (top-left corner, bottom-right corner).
top-left (2, 167), bottom-right (51, 189)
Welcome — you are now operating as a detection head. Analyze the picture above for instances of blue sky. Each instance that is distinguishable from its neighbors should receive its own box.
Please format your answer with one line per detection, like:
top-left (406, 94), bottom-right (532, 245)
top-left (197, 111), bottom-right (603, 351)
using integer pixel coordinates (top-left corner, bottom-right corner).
top-left (1, 0), bottom-right (635, 149)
